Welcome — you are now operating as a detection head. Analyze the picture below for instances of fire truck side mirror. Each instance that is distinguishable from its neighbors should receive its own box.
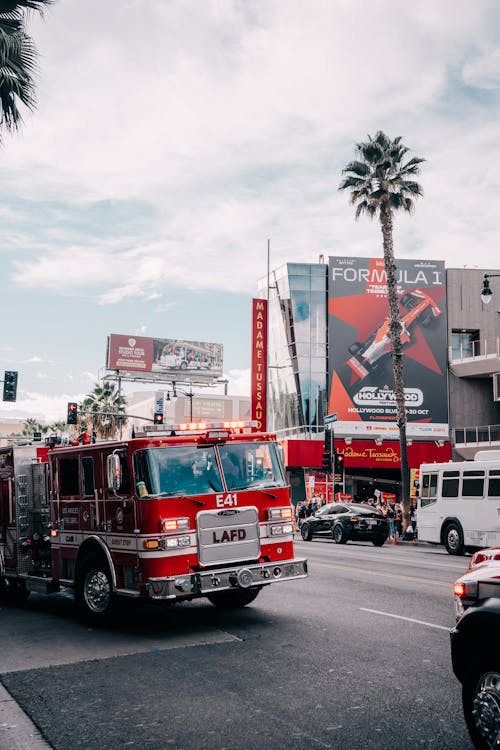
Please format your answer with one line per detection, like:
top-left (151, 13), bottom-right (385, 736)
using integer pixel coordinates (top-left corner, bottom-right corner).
top-left (107, 453), bottom-right (122, 491)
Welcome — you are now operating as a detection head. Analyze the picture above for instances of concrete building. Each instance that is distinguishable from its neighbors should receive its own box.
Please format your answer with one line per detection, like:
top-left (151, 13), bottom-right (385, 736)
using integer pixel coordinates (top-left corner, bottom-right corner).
top-left (124, 389), bottom-right (251, 437)
top-left (447, 267), bottom-right (500, 459)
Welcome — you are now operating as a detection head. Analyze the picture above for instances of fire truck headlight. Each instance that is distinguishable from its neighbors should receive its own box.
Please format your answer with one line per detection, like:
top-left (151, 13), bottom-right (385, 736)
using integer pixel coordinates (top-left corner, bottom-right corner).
top-left (270, 523), bottom-right (293, 536)
top-left (160, 517), bottom-right (190, 533)
top-left (163, 535), bottom-right (191, 549)
top-left (268, 507), bottom-right (293, 521)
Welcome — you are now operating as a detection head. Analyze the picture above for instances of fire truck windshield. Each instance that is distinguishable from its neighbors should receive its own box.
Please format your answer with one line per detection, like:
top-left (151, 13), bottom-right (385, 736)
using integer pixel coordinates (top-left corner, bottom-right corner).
top-left (218, 442), bottom-right (286, 492)
top-left (133, 441), bottom-right (286, 497)
top-left (135, 445), bottom-right (223, 497)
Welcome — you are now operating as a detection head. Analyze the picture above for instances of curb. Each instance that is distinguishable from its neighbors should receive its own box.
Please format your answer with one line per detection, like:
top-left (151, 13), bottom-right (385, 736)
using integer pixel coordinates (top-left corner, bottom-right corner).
top-left (0, 684), bottom-right (52, 750)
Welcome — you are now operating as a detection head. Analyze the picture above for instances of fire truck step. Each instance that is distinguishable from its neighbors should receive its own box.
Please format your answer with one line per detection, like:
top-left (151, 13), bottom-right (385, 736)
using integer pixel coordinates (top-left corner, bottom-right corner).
top-left (26, 578), bottom-right (60, 594)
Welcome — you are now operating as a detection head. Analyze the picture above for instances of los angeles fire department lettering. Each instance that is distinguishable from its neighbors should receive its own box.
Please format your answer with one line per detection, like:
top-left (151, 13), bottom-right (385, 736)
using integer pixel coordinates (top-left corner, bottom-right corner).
top-left (212, 528), bottom-right (247, 544)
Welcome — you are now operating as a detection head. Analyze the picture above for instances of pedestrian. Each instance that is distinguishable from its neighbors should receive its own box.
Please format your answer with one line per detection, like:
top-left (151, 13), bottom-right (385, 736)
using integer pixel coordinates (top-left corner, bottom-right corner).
top-left (297, 502), bottom-right (307, 528)
top-left (386, 503), bottom-right (395, 539)
top-left (411, 505), bottom-right (418, 539)
top-left (395, 504), bottom-right (403, 538)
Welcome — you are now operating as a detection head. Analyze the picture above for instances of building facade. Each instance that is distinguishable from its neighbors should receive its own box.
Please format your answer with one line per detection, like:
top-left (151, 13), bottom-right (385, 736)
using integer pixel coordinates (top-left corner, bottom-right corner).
top-left (447, 267), bottom-right (500, 459)
top-left (258, 259), bottom-right (499, 506)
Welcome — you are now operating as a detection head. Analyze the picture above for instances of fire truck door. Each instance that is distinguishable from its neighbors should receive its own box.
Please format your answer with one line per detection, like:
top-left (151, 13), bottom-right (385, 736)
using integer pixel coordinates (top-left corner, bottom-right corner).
top-left (0, 477), bottom-right (16, 568)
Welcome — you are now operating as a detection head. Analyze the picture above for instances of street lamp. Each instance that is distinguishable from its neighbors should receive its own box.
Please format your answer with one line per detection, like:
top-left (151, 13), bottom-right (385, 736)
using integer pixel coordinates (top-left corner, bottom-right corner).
top-left (480, 273), bottom-right (500, 305)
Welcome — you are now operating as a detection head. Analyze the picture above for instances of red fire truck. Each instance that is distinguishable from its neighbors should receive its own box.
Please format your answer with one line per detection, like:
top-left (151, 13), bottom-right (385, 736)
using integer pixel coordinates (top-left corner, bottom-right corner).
top-left (0, 421), bottom-right (307, 623)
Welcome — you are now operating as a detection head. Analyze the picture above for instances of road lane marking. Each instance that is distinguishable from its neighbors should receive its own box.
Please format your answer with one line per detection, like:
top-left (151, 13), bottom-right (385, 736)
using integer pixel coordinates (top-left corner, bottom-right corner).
top-left (294, 540), bottom-right (469, 571)
top-left (360, 607), bottom-right (450, 631)
top-left (311, 560), bottom-right (451, 587)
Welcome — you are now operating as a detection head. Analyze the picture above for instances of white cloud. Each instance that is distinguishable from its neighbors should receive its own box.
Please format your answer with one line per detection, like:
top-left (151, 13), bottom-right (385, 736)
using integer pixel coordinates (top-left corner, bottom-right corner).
top-left (225, 368), bottom-right (250, 398)
top-left (0, 391), bottom-right (86, 424)
top-left (2, 0), bottom-right (500, 420)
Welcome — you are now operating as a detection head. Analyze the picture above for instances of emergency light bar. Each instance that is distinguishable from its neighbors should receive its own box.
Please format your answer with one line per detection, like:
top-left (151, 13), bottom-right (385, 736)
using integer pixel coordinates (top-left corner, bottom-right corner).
top-left (143, 419), bottom-right (259, 437)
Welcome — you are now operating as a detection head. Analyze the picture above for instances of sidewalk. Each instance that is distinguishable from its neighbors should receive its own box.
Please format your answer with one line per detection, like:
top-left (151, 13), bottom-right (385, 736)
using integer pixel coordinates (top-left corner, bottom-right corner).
top-left (0, 683), bottom-right (52, 750)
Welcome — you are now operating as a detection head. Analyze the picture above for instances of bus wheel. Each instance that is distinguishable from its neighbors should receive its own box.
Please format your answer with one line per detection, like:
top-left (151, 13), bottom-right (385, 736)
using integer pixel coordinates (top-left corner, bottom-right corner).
top-left (445, 523), bottom-right (464, 556)
top-left (75, 555), bottom-right (116, 624)
top-left (207, 587), bottom-right (260, 609)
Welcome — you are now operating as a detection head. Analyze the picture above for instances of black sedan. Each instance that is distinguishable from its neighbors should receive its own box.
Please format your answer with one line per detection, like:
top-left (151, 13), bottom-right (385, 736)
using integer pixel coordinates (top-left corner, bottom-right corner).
top-left (300, 502), bottom-right (389, 546)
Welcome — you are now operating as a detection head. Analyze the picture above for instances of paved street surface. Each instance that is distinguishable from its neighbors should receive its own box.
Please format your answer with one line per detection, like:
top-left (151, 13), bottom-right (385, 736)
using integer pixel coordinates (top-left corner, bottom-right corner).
top-left (0, 539), bottom-right (473, 749)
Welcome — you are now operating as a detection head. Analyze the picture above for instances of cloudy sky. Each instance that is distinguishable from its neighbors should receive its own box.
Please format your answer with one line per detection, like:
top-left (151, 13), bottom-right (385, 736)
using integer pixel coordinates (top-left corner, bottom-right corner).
top-left (1, 0), bottom-right (499, 424)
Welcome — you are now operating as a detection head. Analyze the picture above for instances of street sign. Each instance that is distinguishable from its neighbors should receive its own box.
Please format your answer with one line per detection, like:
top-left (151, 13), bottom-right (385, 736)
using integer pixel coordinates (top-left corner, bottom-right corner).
top-left (324, 413), bottom-right (338, 425)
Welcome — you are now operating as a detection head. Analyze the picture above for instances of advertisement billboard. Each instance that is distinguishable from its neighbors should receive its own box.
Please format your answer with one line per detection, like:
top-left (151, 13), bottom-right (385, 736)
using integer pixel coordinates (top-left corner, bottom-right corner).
top-left (107, 334), bottom-right (223, 383)
top-left (328, 257), bottom-right (448, 439)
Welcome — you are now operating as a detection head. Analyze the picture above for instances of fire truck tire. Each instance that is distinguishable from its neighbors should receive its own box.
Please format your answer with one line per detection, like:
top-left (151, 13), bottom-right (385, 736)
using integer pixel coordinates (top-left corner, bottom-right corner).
top-left (0, 577), bottom-right (30, 605)
top-left (75, 555), bottom-right (116, 623)
top-left (207, 587), bottom-right (261, 609)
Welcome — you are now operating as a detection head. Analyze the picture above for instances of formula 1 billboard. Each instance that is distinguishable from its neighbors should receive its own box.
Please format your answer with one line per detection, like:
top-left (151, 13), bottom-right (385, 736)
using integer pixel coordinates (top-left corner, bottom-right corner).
top-left (328, 257), bottom-right (448, 439)
top-left (106, 334), bottom-right (223, 383)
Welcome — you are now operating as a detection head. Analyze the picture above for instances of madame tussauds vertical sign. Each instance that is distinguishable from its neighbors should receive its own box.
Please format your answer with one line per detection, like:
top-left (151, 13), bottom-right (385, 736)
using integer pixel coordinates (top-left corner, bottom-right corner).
top-left (251, 299), bottom-right (267, 430)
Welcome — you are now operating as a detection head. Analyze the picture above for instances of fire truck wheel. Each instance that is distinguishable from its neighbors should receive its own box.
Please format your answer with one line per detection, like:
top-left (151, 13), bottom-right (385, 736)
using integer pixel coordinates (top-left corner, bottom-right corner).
top-left (0, 577), bottom-right (30, 605)
top-left (75, 555), bottom-right (116, 623)
top-left (207, 587), bottom-right (261, 609)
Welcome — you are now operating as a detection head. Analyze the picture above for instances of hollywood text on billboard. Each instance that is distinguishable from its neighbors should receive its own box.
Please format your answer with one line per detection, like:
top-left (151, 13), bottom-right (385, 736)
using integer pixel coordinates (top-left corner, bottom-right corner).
top-left (327, 257), bottom-right (449, 439)
top-left (251, 299), bottom-right (267, 430)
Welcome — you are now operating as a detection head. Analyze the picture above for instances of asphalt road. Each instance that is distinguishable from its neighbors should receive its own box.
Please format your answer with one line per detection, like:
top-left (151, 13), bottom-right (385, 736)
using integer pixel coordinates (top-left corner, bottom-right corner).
top-left (0, 538), bottom-right (473, 750)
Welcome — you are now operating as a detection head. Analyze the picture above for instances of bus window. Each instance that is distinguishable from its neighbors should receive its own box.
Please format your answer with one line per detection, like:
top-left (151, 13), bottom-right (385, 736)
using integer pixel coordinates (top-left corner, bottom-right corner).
top-left (442, 470), bottom-right (459, 498)
top-left (462, 470), bottom-right (485, 498)
top-left (421, 473), bottom-right (438, 507)
top-left (488, 470), bottom-right (500, 498)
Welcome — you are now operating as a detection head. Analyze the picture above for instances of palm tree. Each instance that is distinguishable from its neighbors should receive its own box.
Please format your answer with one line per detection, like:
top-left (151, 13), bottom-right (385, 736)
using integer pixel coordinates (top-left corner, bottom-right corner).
top-left (80, 382), bottom-right (128, 441)
top-left (0, 0), bottom-right (52, 142)
top-left (339, 131), bottom-right (424, 529)
top-left (22, 416), bottom-right (44, 438)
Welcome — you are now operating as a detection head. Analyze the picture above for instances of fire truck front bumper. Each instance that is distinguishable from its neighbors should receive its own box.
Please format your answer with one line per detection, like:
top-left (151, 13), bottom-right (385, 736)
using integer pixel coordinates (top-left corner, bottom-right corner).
top-left (147, 557), bottom-right (308, 600)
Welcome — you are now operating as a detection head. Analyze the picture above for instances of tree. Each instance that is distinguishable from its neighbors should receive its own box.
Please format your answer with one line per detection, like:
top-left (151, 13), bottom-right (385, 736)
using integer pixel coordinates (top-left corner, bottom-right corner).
top-left (22, 416), bottom-right (47, 438)
top-left (80, 382), bottom-right (128, 441)
top-left (339, 131), bottom-right (424, 529)
top-left (0, 0), bottom-right (52, 142)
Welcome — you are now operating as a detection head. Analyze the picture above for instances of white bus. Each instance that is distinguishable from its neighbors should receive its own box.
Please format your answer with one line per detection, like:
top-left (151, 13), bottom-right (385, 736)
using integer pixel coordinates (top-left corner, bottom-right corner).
top-left (417, 451), bottom-right (500, 555)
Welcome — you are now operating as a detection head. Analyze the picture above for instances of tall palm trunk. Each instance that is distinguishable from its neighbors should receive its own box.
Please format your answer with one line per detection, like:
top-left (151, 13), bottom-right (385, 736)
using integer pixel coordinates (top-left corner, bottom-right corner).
top-left (380, 204), bottom-right (411, 528)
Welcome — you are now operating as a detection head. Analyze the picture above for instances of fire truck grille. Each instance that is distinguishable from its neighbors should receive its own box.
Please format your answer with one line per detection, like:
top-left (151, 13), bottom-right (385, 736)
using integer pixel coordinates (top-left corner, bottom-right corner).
top-left (197, 507), bottom-right (260, 566)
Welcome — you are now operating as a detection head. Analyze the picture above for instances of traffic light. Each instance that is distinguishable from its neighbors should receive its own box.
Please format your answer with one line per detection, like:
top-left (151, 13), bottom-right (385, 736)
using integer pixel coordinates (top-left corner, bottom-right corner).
top-left (153, 412), bottom-right (164, 425)
top-left (334, 452), bottom-right (345, 475)
top-left (67, 402), bottom-right (78, 425)
top-left (3, 370), bottom-right (18, 402)
top-left (322, 451), bottom-right (332, 472)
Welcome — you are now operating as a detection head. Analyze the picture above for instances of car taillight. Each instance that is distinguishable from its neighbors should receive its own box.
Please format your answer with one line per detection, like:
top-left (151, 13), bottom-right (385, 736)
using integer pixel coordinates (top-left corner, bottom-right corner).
top-left (453, 582), bottom-right (466, 597)
top-left (453, 580), bottom-right (478, 600)
top-left (349, 516), bottom-right (359, 523)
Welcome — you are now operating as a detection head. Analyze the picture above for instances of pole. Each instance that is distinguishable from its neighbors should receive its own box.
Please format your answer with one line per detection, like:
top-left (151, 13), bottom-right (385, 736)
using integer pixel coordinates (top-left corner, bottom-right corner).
top-left (266, 237), bottom-right (270, 432)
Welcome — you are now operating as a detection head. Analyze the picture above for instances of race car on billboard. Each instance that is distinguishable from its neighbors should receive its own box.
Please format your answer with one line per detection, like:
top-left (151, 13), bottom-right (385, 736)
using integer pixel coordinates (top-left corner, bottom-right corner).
top-left (346, 289), bottom-right (441, 380)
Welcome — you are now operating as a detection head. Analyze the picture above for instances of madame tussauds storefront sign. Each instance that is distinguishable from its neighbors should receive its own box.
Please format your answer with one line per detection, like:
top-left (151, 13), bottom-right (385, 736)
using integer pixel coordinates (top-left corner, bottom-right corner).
top-left (339, 440), bottom-right (451, 469)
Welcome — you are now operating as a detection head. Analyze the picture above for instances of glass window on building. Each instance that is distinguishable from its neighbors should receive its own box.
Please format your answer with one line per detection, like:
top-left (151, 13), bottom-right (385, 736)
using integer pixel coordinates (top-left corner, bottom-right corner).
top-left (263, 263), bottom-right (327, 436)
top-left (451, 330), bottom-right (480, 359)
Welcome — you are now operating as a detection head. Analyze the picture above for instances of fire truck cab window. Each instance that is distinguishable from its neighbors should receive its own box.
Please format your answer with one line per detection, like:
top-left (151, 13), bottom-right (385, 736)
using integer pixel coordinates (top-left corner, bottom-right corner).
top-left (81, 457), bottom-right (95, 496)
top-left (59, 458), bottom-right (79, 496)
top-left (219, 442), bottom-right (286, 492)
top-left (136, 446), bottom-right (223, 497)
